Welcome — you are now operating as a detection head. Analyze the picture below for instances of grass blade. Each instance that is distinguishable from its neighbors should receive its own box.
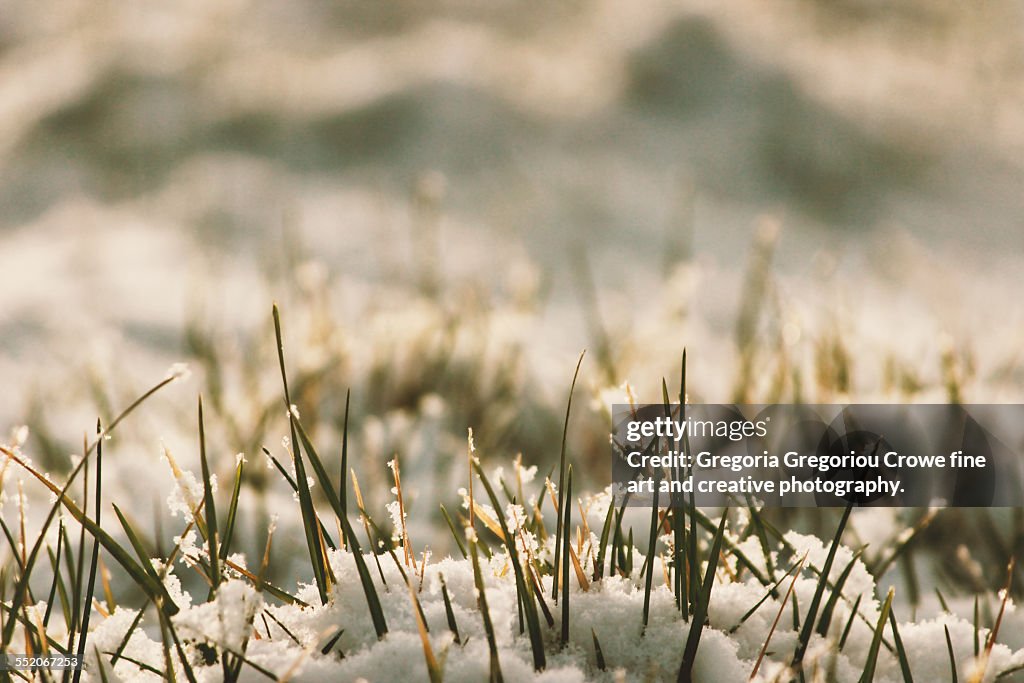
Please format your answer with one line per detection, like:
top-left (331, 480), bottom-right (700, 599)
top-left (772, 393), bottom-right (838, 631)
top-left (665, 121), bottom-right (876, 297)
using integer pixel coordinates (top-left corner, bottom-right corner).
top-left (292, 417), bottom-right (344, 523)
top-left (593, 496), bottom-right (615, 582)
top-left (592, 628), bottom-right (607, 671)
top-left (439, 573), bottom-right (461, 644)
top-left (197, 398), bottom-right (220, 593)
top-left (320, 628), bottom-right (345, 656)
top-left (839, 594), bottom-right (863, 651)
top-left (219, 453), bottom-right (245, 561)
top-left (44, 541), bottom-right (70, 631)
top-left (858, 587), bottom-right (894, 683)
top-left (552, 350), bottom-right (584, 602)
top-left (972, 557), bottom-right (1015, 683)
top-left (272, 304), bottom-right (329, 605)
top-left (156, 596), bottom-right (177, 683)
top-left (945, 623), bottom-right (959, 683)
top-left (561, 466), bottom-right (573, 648)
top-left (72, 420), bottom-right (103, 683)
top-left (406, 573), bottom-right (442, 683)
top-left (792, 503), bottom-right (853, 671)
top-left (974, 594), bottom-right (980, 659)
top-left (745, 494), bottom-right (775, 583)
top-left (262, 447), bottom-right (336, 550)
top-left (440, 505), bottom-right (468, 559)
top-left (111, 505), bottom-right (160, 582)
top-left (351, 468), bottom-right (389, 585)
top-left (339, 496), bottom-right (388, 638)
top-left (678, 509), bottom-right (728, 683)
top-left (642, 469), bottom-right (660, 633)
top-left (473, 460), bottom-right (546, 671)
top-left (41, 528), bottom-right (64, 630)
top-left (677, 350), bottom-right (690, 619)
top-left (470, 531), bottom-right (503, 683)
top-left (888, 602), bottom-right (914, 683)
top-left (340, 388), bottom-right (350, 548)
top-left (750, 552), bottom-right (806, 680)
top-left (816, 548), bottom-right (866, 638)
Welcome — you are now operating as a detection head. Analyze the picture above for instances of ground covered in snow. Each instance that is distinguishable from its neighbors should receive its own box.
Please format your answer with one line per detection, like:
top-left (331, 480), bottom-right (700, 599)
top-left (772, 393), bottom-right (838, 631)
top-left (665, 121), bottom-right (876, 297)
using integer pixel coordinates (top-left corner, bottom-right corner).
top-left (70, 506), bottom-right (1024, 682)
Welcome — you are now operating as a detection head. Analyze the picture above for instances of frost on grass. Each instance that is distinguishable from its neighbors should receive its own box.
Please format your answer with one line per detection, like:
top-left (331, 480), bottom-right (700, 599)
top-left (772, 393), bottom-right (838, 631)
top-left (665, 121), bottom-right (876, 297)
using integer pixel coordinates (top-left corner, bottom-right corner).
top-left (22, 495), bottom-right (1021, 683)
top-left (2, 411), bottom-right (1024, 682)
top-left (2, 403), bottom-right (1023, 683)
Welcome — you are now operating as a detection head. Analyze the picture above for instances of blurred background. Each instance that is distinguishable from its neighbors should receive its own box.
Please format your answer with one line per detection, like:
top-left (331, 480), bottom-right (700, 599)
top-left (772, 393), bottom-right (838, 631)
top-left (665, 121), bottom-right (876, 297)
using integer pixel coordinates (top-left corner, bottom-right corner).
top-left (1, 0), bottom-right (1023, 596)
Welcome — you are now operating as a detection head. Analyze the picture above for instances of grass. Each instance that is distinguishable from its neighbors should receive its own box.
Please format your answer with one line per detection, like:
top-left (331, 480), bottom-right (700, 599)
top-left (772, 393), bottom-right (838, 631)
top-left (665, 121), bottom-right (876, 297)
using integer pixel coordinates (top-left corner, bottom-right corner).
top-left (0, 301), bottom-right (1021, 682)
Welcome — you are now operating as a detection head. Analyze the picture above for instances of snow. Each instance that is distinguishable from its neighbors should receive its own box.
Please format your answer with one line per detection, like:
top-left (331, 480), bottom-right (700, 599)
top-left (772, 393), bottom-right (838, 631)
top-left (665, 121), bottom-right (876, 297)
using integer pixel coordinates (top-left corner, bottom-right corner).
top-left (32, 512), bottom-right (1020, 683)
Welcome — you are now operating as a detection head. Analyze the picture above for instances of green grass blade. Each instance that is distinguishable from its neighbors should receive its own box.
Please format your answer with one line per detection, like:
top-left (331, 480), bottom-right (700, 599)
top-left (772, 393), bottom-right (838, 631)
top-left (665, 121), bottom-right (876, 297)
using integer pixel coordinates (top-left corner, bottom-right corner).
top-left (816, 548), bottom-right (866, 638)
top-left (473, 460), bottom-right (546, 671)
top-left (677, 351), bottom-right (690, 618)
top-left (561, 466), bottom-right (573, 648)
top-left (156, 605), bottom-right (178, 683)
top-left (593, 496), bottom-right (615, 582)
top-left (592, 628), bottom-right (606, 671)
top-left (888, 602), bottom-right (914, 683)
top-left (642, 469), bottom-right (660, 633)
top-left (338, 496), bottom-right (388, 638)
top-left (94, 646), bottom-right (110, 683)
top-left (839, 594), bottom-right (863, 651)
top-left (974, 594), bottom-right (980, 658)
top-left (662, 375), bottom-right (689, 616)
top-left (263, 447), bottom-right (298, 488)
top-left (71, 445), bottom-right (90, 653)
top-left (745, 493), bottom-right (775, 583)
top-left (858, 587), bottom-right (894, 683)
top-left (626, 528), bottom-right (634, 575)
top-left (792, 504), bottom-right (853, 671)
top-left (273, 304), bottom-right (329, 605)
top-left (439, 573), bottom-right (461, 644)
top-left (163, 608), bottom-right (200, 683)
top-left (219, 453), bottom-right (245, 561)
top-left (470, 532), bottom-right (504, 683)
top-left (320, 628), bottom-right (345, 656)
top-left (527, 563), bottom-right (555, 628)
top-left (677, 509), bottom-right (728, 683)
top-left (610, 505), bottom-right (625, 578)
top-left (340, 388), bottom-right (350, 548)
top-left (688, 502), bottom-right (772, 589)
top-left (0, 517), bottom-right (26, 574)
top-left (198, 398), bottom-right (220, 592)
top-left (108, 651), bottom-right (165, 677)
top-left (685, 460), bottom-right (698, 614)
top-left (292, 416), bottom-right (344, 520)
top-left (552, 350), bottom-right (584, 602)
top-left (72, 421), bottom-right (103, 683)
top-left (440, 505), bottom-right (468, 559)
top-left (944, 624), bottom-right (959, 683)
top-left (45, 543), bottom-right (71, 631)
top-left (262, 447), bottom-right (336, 549)
top-left (112, 505), bottom-right (161, 581)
